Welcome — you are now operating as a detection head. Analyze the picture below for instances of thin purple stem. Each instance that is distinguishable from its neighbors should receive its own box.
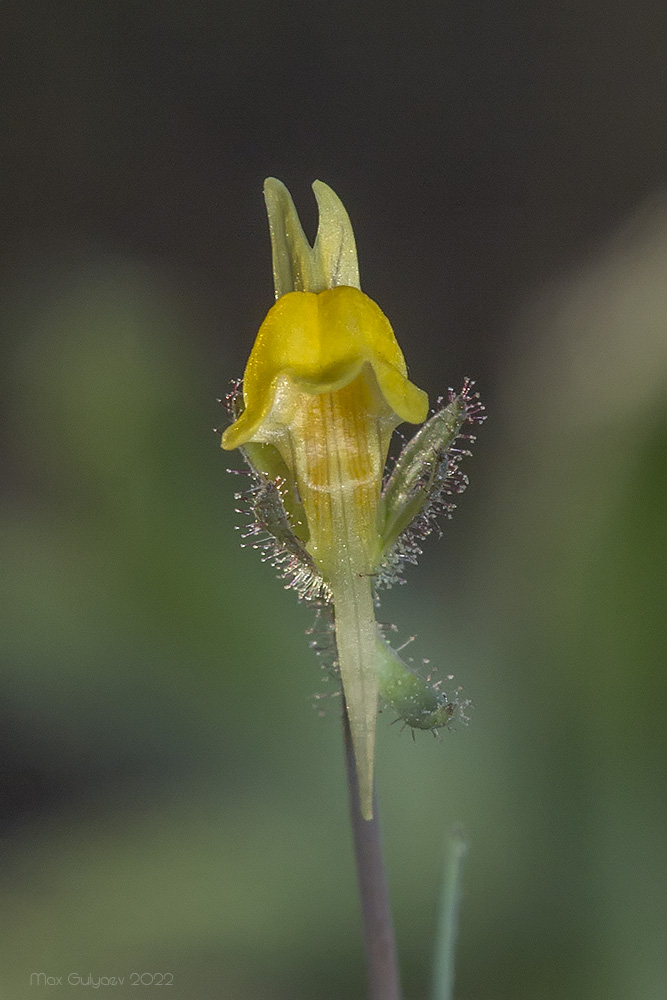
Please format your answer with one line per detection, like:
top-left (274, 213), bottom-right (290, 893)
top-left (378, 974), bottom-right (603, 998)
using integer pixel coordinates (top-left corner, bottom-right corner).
top-left (343, 706), bottom-right (403, 1000)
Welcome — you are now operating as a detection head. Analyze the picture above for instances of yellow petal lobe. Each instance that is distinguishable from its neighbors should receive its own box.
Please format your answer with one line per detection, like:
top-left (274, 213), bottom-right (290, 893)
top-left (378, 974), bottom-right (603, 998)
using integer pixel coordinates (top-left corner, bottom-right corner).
top-left (221, 286), bottom-right (427, 452)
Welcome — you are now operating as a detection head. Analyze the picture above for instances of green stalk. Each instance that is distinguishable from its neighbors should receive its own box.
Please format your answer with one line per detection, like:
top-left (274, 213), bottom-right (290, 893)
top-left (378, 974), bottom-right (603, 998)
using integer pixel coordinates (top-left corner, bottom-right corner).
top-left (431, 828), bottom-right (467, 1000)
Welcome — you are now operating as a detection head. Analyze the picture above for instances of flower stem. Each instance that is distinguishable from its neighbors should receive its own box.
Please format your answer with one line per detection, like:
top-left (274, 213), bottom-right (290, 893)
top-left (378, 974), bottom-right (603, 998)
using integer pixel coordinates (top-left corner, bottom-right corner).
top-left (343, 705), bottom-right (403, 1000)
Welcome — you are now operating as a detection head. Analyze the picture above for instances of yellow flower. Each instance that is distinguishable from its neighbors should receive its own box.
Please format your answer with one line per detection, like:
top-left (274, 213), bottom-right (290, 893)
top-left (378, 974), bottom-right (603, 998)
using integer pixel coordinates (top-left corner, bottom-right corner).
top-left (222, 285), bottom-right (427, 563)
top-left (222, 179), bottom-right (428, 818)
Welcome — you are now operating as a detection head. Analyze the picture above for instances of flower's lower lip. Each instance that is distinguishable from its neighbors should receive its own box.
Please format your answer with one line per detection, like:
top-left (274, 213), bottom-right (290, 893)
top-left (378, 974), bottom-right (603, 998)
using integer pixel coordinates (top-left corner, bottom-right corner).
top-left (221, 286), bottom-right (428, 453)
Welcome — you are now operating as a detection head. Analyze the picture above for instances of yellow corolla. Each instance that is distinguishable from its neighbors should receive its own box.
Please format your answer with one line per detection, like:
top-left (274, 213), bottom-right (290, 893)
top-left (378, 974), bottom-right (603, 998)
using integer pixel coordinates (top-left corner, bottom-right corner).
top-left (222, 286), bottom-right (426, 450)
top-left (222, 285), bottom-right (427, 567)
top-left (222, 179), bottom-right (428, 819)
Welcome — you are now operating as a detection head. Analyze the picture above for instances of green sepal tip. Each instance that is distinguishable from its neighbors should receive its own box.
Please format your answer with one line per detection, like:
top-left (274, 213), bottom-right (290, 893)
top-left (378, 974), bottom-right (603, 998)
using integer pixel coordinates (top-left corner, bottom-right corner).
top-left (377, 397), bottom-right (467, 555)
top-left (376, 631), bottom-right (455, 731)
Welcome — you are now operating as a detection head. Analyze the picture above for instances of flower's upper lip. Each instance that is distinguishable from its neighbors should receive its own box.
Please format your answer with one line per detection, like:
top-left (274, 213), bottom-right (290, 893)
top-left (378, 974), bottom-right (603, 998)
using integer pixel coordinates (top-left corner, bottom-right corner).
top-left (222, 286), bottom-right (428, 451)
top-left (264, 178), bottom-right (361, 299)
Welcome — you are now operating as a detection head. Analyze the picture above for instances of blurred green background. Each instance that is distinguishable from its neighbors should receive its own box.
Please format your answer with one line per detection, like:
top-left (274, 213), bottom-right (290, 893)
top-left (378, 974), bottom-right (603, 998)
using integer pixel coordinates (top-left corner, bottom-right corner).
top-left (2, 3), bottom-right (667, 998)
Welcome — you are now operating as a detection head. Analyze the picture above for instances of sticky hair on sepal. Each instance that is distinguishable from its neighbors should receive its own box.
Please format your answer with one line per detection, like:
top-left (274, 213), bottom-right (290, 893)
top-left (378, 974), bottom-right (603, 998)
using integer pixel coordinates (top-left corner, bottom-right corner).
top-left (225, 380), bottom-right (330, 602)
top-left (376, 380), bottom-right (485, 589)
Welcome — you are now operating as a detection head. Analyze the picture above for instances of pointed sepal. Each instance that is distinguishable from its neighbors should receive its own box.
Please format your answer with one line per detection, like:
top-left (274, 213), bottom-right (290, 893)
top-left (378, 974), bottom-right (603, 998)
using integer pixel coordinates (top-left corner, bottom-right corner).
top-left (378, 396), bottom-right (468, 553)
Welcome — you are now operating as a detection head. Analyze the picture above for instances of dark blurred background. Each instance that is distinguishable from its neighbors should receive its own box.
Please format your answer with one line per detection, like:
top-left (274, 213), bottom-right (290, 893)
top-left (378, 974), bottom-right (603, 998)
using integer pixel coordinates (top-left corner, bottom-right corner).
top-left (2, 2), bottom-right (667, 998)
